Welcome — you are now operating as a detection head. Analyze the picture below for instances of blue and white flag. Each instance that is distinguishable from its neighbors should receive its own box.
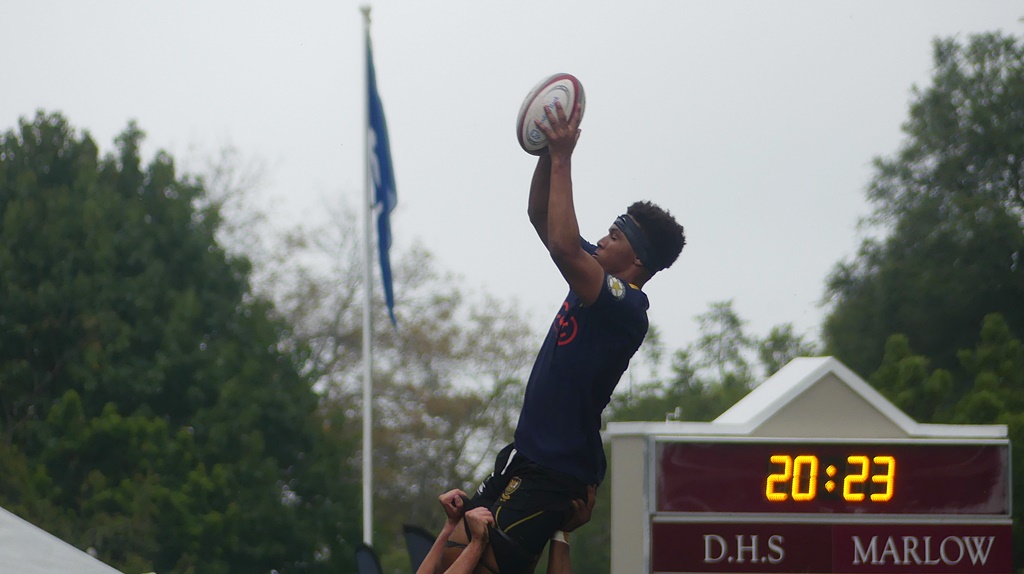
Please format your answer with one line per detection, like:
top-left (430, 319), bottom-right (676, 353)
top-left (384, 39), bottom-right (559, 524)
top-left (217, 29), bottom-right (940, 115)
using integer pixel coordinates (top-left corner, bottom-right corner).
top-left (366, 33), bottom-right (397, 327)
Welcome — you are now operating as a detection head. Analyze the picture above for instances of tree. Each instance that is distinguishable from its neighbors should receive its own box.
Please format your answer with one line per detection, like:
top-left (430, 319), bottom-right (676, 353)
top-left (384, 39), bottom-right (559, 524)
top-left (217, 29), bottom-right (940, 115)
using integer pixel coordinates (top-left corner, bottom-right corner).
top-left (0, 112), bottom-right (360, 573)
top-left (695, 300), bottom-right (754, 391)
top-left (758, 323), bottom-right (819, 378)
top-left (868, 334), bottom-right (954, 423)
top-left (823, 32), bottom-right (1024, 380)
top-left (954, 314), bottom-right (1024, 423)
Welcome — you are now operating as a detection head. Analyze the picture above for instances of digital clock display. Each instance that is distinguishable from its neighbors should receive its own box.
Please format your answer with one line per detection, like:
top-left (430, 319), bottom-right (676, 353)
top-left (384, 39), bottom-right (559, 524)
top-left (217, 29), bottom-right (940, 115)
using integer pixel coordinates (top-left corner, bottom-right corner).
top-left (655, 441), bottom-right (1010, 515)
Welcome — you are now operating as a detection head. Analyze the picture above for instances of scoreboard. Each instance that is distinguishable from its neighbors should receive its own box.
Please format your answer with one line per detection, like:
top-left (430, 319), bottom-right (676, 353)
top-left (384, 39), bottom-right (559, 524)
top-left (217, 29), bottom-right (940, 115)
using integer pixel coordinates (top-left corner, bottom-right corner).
top-left (606, 358), bottom-right (1014, 574)
top-left (649, 438), bottom-right (1012, 573)
top-left (656, 440), bottom-right (1009, 515)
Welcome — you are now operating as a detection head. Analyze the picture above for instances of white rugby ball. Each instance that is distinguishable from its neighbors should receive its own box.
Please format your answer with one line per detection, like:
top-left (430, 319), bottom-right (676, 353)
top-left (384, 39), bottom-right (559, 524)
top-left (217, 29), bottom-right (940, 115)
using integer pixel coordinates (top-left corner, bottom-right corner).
top-left (516, 73), bottom-right (586, 155)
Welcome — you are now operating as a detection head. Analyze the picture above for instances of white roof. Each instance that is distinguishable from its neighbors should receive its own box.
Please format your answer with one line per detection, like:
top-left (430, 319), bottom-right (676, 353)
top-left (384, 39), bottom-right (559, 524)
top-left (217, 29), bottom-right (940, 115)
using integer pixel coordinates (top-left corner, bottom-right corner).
top-left (0, 506), bottom-right (126, 574)
top-left (606, 356), bottom-right (1008, 439)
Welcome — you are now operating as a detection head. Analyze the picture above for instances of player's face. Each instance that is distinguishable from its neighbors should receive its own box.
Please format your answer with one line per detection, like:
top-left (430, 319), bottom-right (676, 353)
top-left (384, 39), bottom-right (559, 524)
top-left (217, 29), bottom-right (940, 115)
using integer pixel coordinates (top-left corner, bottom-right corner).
top-left (595, 224), bottom-right (638, 275)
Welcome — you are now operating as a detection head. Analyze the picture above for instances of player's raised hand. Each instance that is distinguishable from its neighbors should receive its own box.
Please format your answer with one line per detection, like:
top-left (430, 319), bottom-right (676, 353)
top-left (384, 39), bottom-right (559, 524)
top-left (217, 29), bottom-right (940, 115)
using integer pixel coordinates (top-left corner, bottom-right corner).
top-left (537, 101), bottom-right (582, 157)
top-left (438, 489), bottom-right (468, 525)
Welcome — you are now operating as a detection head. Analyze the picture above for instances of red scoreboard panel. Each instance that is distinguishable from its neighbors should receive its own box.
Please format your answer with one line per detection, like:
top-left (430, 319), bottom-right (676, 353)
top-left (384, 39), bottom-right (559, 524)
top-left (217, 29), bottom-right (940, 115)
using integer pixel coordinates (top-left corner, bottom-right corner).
top-left (650, 439), bottom-right (1013, 574)
top-left (656, 440), bottom-right (1010, 515)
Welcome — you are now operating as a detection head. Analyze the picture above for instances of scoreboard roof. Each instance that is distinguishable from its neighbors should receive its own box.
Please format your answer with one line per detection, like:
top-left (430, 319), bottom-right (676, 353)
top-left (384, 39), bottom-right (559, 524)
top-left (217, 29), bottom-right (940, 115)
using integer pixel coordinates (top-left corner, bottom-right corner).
top-left (0, 507), bottom-right (125, 574)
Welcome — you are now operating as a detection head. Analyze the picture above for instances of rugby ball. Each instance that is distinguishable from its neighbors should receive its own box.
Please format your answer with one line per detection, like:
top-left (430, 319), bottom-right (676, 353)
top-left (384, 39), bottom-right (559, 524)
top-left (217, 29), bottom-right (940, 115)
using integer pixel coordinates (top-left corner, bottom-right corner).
top-left (516, 73), bottom-right (586, 155)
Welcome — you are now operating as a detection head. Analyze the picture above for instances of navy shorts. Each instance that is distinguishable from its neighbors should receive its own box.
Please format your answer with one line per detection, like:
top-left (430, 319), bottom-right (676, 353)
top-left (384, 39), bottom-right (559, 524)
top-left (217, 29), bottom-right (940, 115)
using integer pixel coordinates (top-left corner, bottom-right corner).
top-left (470, 443), bottom-right (588, 572)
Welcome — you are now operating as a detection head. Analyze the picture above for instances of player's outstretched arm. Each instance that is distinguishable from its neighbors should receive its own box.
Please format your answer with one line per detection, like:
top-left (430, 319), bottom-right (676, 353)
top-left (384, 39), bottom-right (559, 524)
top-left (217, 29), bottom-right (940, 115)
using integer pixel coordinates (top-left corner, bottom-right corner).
top-left (528, 154), bottom-right (553, 246)
top-left (536, 102), bottom-right (604, 305)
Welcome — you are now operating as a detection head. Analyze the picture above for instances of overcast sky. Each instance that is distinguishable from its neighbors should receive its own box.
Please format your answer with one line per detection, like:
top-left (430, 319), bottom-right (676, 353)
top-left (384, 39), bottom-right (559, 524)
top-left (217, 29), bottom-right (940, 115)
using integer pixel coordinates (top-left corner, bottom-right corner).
top-left (4, 1), bottom-right (1022, 364)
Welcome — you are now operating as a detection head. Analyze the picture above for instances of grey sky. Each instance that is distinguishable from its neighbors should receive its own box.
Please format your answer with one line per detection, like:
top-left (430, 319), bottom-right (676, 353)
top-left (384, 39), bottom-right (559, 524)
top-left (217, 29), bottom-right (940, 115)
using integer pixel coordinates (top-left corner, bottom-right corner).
top-left (4, 1), bottom-right (1022, 362)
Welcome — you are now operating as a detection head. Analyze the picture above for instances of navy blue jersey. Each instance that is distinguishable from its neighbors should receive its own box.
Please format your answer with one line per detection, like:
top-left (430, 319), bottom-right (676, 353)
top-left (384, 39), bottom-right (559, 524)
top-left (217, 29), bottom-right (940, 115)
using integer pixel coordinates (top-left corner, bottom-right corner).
top-left (513, 240), bottom-right (649, 485)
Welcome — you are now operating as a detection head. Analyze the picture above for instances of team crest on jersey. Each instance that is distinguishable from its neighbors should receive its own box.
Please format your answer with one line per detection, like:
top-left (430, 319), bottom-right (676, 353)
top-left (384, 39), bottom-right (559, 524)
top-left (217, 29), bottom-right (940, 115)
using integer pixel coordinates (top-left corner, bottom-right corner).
top-left (607, 276), bottom-right (626, 300)
top-left (499, 477), bottom-right (522, 502)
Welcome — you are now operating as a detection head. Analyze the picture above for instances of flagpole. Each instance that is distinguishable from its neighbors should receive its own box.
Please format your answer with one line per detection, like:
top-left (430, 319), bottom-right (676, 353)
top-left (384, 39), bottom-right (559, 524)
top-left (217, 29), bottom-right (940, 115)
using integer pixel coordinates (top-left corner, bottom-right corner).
top-left (360, 4), bottom-right (374, 548)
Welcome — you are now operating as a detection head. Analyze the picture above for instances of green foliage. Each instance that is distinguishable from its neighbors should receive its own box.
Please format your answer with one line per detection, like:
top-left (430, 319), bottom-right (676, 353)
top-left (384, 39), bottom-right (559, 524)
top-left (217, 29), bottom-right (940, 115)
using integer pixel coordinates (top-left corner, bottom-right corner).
top-left (695, 300), bottom-right (753, 387)
top-left (0, 112), bottom-right (360, 572)
top-left (758, 323), bottom-right (818, 379)
top-left (824, 31), bottom-right (1024, 378)
top-left (868, 335), bottom-right (954, 422)
top-left (956, 314), bottom-right (1024, 409)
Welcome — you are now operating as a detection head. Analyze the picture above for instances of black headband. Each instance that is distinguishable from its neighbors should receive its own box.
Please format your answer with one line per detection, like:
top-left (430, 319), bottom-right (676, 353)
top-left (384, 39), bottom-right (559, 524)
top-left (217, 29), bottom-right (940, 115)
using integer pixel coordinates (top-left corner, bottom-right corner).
top-left (614, 214), bottom-right (659, 273)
